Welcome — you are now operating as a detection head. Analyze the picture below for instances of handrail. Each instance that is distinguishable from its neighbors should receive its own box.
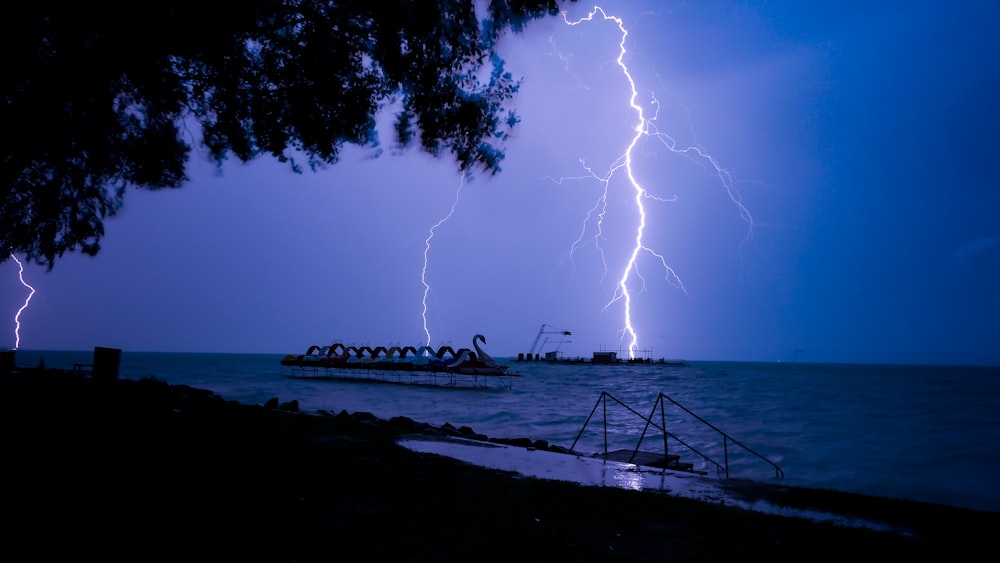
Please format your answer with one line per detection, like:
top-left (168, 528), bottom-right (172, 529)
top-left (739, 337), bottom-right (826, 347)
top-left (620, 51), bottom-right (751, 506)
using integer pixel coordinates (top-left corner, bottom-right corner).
top-left (654, 393), bottom-right (784, 479)
top-left (570, 391), bottom-right (784, 480)
top-left (572, 392), bottom-right (726, 474)
top-left (635, 394), bottom-right (726, 475)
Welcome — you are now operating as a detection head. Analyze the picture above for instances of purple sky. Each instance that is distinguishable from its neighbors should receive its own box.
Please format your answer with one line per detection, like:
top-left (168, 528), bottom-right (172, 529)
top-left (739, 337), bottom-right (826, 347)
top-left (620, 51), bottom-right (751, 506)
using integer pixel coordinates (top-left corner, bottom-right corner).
top-left (5, 1), bottom-right (999, 366)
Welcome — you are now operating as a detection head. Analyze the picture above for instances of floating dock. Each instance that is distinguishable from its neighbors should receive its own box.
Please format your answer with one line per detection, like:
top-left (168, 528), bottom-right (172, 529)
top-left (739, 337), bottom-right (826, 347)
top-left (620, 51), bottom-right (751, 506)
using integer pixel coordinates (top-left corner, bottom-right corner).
top-left (518, 326), bottom-right (683, 365)
top-left (281, 363), bottom-right (519, 390)
top-left (515, 349), bottom-right (685, 366)
top-left (597, 449), bottom-right (697, 473)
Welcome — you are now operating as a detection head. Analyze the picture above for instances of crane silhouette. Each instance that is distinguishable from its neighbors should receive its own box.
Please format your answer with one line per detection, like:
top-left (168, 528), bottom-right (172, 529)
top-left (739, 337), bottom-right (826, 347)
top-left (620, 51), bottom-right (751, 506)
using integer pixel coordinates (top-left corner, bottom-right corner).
top-left (528, 324), bottom-right (573, 359)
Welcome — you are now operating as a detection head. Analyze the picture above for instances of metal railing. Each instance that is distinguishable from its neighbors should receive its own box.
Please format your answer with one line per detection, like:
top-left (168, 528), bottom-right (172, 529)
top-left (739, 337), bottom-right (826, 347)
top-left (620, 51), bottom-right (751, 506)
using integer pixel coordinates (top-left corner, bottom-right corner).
top-left (570, 391), bottom-right (784, 480)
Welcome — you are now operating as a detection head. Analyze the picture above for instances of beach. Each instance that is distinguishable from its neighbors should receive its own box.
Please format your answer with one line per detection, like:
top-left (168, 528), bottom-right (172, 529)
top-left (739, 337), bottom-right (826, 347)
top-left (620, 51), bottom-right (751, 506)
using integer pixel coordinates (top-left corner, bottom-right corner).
top-left (3, 368), bottom-right (997, 561)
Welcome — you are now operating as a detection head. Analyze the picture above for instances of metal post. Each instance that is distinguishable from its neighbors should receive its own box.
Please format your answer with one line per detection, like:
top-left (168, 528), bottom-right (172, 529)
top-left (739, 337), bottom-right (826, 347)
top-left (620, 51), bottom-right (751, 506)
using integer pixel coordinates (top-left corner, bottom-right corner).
top-left (660, 396), bottom-right (668, 458)
top-left (724, 437), bottom-right (729, 479)
top-left (602, 394), bottom-right (608, 456)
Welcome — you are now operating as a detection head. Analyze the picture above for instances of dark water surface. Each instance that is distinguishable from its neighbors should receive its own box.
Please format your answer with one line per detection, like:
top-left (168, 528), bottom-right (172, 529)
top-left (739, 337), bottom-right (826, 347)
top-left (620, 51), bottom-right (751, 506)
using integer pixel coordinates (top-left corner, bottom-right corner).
top-left (15, 350), bottom-right (1000, 513)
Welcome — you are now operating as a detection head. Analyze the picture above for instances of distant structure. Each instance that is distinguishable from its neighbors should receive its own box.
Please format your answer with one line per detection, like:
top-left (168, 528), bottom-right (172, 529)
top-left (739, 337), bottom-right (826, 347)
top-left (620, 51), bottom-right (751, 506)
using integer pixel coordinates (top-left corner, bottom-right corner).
top-left (522, 324), bottom-right (572, 361)
top-left (517, 325), bottom-right (684, 366)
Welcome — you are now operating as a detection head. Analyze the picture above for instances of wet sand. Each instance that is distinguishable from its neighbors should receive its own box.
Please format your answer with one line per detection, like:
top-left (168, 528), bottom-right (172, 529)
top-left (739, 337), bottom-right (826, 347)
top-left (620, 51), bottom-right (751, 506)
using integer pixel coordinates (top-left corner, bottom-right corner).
top-left (2, 370), bottom-right (996, 561)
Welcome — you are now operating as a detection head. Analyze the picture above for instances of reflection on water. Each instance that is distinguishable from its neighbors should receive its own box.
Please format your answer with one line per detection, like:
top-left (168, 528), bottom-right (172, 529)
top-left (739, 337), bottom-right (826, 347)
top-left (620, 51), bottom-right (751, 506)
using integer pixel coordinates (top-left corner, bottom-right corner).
top-left (399, 436), bottom-right (904, 533)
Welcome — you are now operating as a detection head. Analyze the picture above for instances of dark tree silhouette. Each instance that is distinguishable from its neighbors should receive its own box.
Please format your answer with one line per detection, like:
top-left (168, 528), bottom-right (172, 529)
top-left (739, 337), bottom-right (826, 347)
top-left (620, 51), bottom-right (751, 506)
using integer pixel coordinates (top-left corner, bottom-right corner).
top-left (2, 0), bottom-right (569, 268)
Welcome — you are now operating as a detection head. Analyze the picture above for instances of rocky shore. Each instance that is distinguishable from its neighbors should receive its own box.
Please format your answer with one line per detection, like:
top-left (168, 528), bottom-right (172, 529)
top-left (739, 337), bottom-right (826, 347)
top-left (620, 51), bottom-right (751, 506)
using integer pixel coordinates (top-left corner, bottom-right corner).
top-left (3, 369), bottom-right (996, 561)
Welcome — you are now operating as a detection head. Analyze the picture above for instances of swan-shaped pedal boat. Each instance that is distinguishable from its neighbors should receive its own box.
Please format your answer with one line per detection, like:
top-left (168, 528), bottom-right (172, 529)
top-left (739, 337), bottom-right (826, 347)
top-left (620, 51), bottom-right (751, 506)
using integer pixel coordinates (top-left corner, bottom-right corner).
top-left (281, 334), bottom-right (512, 377)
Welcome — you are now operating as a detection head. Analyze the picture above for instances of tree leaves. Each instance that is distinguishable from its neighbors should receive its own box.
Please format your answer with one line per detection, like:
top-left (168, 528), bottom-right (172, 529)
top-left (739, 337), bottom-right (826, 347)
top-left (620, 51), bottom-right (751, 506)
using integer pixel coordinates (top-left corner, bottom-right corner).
top-left (1, 0), bottom-right (568, 268)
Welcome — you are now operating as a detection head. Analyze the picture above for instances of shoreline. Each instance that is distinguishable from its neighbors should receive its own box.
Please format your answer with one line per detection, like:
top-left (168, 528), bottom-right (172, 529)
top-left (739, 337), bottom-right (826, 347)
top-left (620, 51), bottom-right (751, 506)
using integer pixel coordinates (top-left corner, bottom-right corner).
top-left (3, 369), bottom-right (997, 560)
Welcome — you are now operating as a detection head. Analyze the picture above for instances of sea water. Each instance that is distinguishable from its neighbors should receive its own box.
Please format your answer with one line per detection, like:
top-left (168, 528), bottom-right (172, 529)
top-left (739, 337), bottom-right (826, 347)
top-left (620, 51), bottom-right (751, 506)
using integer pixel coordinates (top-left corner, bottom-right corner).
top-left (13, 350), bottom-right (1000, 514)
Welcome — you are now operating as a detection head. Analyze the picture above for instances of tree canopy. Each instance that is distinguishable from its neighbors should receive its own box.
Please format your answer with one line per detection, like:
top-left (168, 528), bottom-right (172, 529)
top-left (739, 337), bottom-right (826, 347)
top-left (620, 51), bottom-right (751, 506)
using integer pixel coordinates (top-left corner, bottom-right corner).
top-left (2, 0), bottom-right (569, 268)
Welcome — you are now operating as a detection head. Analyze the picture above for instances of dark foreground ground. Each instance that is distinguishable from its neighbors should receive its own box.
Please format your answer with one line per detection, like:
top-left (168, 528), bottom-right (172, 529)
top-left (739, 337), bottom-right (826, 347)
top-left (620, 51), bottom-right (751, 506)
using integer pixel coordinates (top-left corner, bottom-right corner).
top-left (2, 370), bottom-right (997, 561)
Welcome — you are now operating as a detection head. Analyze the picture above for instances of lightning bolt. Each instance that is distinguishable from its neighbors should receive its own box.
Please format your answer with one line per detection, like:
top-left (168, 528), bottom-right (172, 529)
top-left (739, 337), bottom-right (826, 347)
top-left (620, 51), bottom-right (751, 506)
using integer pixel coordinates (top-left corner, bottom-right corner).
top-left (421, 173), bottom-right (466, 346)
top-left (560, 6), bottom-right (753, 358)
top-left (9, 254), bottom-right (36, 350)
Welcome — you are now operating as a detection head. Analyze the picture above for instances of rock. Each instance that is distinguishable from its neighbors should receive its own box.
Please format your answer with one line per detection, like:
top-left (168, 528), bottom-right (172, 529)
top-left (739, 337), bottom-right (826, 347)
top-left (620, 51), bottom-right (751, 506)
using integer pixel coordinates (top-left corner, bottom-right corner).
top-left (492, 437), bottom-right (533, 448)
top-left (389, 415), bottom-right (418, 429)
top-left (352, 411), bottom-right (378, 423)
